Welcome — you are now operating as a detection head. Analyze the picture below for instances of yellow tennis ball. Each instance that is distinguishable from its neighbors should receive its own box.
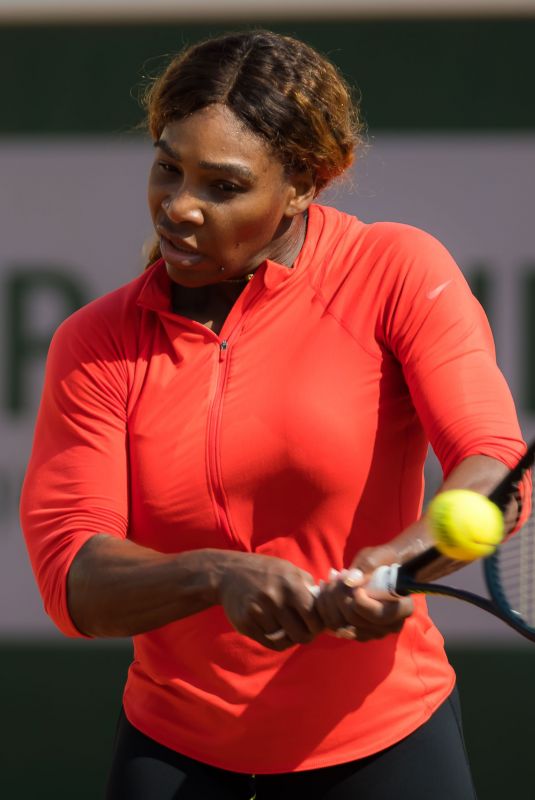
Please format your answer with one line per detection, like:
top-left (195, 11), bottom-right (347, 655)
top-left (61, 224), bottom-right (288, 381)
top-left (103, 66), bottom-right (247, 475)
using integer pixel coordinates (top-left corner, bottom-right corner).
top-left (427, 489), bottom-right (504, 561)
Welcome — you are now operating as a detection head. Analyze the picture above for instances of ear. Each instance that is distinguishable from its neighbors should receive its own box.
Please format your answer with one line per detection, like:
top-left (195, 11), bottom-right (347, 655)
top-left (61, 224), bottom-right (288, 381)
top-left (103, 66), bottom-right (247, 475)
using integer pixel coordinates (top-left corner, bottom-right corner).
top-left (283, 171), bottom-right (317, 217)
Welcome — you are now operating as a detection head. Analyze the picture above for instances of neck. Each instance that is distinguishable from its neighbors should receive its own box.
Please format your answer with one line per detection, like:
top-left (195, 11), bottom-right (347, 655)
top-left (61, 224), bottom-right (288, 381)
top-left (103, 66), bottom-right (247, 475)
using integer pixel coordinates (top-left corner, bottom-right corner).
top-left (221, 211), bottom-right (308, 286)
top-left (265, 211), bottom-right (308, 269)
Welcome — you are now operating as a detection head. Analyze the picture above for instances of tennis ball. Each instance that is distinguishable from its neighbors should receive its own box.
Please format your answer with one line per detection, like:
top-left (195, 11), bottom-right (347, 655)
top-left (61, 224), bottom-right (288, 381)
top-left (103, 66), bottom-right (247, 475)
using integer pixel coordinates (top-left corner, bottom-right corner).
top-left (427, 489), bottom-right (504, 561)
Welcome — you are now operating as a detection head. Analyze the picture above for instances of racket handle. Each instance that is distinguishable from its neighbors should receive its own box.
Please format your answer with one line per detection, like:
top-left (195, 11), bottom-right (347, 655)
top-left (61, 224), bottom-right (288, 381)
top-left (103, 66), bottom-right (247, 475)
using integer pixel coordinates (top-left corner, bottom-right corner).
top-left (366, 564), bottom-right (402, 599)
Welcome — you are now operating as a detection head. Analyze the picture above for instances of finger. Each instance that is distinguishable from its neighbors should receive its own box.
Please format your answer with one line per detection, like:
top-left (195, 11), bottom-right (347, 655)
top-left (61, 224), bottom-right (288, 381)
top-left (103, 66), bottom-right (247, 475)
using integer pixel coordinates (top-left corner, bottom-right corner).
top-left (331, 624), bottom-right (359, 641)
top-left (337, 590), bottom-right (366, 626)
top-left (242, 619), bottom-right (297, 651)
top-left (249, 601), bottom-right (281, 635)
top-left (342, 588), bottom-right (407, 625)
top-left (273, 607), bottom-right (318, 644)
top-left (346, 623), bottom-right (401, 642)
top-left (259, 632), bottom-right (296, 651)
top-left (325, 588), bottom-right (401, 634)
top-left (314, 578), bottom-right (361, 629)
top-left (247, 604), bottom-right (304, 649)
top-left (271, 577), bottom-right (324, 637)
top-left (350, 587), bottom-right (414, 625)
top-left (264, 628), bottom-right (286, 642)
top-left (314, 584), bottom-right (349, 631)
top-left (292, 579), bottom-right (322, 611)
top-left (315, 577), bottom-right (413, 640)
top-left (298, 597), bottom-right (325, 636)
top-left (249, 601), bottom-right (321, 647)
top-left (264, 607), bottom-right (322, 641)
top-left (353, 546), bottom-right (399, 573)
top-left (339, 612), bottom-right (408, 641)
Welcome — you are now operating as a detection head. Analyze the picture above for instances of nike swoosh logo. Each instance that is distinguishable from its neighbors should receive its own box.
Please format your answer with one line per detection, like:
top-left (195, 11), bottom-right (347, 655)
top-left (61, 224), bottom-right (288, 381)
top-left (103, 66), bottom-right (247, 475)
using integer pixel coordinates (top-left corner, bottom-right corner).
top-left (426, 280), bottom-right (452, 300)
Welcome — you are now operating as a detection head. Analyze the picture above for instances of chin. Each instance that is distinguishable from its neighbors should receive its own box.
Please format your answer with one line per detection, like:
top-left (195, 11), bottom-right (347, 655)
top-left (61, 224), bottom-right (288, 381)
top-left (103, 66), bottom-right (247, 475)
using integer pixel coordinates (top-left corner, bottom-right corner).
top-left (165, 262), bottom-right (218, 287)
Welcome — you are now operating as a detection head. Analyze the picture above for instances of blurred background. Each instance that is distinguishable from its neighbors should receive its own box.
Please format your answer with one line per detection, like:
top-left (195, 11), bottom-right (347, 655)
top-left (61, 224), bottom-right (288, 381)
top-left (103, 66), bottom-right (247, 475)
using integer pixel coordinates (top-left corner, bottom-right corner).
top-left (1, 1), bottom-right (534, 796)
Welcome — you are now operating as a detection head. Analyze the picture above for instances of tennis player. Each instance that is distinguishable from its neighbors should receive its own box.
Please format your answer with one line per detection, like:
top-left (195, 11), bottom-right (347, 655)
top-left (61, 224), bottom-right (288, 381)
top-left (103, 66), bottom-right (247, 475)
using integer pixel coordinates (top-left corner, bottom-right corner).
top-left (21, 30), bottom-right (525, 799)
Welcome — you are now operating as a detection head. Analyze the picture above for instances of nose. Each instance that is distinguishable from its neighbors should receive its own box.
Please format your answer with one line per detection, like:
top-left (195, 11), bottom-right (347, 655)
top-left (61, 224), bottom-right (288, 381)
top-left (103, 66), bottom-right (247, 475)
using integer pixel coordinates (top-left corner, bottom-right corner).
top-left (162, 190), bottom-right (204, 226)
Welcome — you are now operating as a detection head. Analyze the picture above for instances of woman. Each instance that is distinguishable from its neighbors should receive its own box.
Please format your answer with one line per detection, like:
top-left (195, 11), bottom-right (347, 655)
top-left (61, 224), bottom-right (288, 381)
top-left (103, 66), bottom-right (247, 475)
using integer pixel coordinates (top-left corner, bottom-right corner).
top-left (21, 30), bottom-right (525, 799)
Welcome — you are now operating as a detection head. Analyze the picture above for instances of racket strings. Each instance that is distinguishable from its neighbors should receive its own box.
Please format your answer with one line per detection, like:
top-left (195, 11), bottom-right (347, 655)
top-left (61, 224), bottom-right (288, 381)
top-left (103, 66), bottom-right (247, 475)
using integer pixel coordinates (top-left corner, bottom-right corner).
top-left (495, 487), bottom-right (535, 629)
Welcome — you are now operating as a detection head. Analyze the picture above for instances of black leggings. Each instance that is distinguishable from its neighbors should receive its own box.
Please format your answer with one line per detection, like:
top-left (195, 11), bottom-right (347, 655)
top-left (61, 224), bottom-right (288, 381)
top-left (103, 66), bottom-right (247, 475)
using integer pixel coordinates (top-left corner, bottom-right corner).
top-left (106, 688), bottom-right (477, 800)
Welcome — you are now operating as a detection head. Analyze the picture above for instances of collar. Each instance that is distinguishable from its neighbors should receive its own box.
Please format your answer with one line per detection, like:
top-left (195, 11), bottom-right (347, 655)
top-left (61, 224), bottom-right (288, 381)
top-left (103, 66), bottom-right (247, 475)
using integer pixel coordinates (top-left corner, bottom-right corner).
top-left (136, 203), bottom-right (324, 312)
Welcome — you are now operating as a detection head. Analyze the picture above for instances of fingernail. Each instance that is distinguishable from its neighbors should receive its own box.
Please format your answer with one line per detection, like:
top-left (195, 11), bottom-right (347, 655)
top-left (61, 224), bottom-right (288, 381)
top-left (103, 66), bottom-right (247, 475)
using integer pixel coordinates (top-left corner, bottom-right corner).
top-left (265, 629), bottom-right (285, 641)
top-left (343, 568), bottom-right (364, 588)
top-left (335, 625), bottom-right (358, 640)
top-left (329, 568), bottom-right (340, 580)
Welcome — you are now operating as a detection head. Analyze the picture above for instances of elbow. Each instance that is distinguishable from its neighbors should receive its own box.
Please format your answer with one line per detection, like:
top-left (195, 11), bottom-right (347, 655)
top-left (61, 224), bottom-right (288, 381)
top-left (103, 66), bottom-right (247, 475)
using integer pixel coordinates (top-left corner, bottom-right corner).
top-left (66, 536), bottom-right (134, 638)
top-left (65, 552), bottom-right (98, 638)
top-left (66, 541), bottom-right (114, 638)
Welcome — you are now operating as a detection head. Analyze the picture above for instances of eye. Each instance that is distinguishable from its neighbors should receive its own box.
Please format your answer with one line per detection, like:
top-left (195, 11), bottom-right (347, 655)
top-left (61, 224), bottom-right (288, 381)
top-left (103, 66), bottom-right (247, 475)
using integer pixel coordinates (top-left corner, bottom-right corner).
top-left (158, 161), bottom-right (180, 174)
top-left (213, 181), bottom-right (246, 194)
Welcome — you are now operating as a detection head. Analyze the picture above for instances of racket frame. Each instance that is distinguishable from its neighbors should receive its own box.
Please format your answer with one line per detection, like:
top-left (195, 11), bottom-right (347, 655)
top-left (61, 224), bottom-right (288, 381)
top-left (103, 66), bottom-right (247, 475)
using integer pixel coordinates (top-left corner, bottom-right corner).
top-left (367, 441), bottom-right (535, 642)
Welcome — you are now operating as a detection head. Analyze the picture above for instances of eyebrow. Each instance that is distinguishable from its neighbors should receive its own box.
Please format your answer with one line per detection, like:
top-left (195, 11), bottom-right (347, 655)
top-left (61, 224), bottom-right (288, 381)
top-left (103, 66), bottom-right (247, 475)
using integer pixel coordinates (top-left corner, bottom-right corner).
top-left (154, 139), bottom-right (255, 182)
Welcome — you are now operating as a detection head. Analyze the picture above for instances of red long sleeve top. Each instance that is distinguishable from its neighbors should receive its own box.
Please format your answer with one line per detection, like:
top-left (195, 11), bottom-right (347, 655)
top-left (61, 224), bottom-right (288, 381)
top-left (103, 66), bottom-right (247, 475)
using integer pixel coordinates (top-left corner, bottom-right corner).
top-left (20, 204), bottom-right (526, 772)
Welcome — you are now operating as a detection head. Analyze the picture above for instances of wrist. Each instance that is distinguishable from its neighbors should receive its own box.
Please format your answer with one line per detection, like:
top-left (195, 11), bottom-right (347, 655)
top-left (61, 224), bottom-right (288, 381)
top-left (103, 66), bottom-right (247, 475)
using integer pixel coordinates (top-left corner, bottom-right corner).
top-left (196, 549), bottom-right (247, 606)
top-left (388, 519), bottom-right (434, 564)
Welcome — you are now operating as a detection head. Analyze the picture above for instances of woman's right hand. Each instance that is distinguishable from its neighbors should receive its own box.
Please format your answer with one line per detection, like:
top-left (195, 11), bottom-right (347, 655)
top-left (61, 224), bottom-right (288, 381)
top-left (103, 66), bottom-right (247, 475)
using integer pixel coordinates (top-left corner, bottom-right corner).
top-left (217, 552), bottom-right (324, 651)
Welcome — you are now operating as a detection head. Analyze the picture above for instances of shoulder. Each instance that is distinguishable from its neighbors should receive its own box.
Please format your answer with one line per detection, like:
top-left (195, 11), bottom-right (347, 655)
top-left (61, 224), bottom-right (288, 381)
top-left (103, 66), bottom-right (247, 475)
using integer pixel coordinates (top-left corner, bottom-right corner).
top-left (309, 210), bottom-right (481, 347)
top-left (351, 218), bottom-right (461, 279)
top-left (309, 207), bottom-right (465, 301)
top-left (50, 267), bottom-right (156, 359)
top-left (308, 203), bottom-right (364, 261)
top-left (313, 205), bottom-right (456, 260)
top-left (59, 268), bottom-right (149, 328)
top-left (365, 220), bottom-right (460, 267)
top-left (358, 222), bottom-right (479, 333)
top-left (361, 221), bottom-right (468, 298)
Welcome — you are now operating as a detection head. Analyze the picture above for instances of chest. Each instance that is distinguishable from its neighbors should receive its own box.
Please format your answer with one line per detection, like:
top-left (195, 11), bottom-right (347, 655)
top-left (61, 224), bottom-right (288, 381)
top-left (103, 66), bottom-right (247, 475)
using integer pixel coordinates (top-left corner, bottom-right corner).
top-left (126, 287), bottom-right (417, 556)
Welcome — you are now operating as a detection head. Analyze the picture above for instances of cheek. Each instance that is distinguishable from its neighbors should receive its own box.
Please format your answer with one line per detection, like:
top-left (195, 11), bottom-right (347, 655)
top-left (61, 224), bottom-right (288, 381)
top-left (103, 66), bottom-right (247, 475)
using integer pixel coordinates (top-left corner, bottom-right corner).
top-left (147, 175), bottom-right (161, 220)
top-left (220, 196), bottom-right (287, 253)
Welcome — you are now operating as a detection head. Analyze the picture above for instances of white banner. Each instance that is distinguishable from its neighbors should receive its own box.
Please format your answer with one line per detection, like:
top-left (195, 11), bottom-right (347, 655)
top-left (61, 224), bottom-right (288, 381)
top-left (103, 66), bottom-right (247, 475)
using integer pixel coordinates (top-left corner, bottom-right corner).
top-left (2, 134), bottom-right (534, 641)
top-left (1, 0), bottom-right (535, 21)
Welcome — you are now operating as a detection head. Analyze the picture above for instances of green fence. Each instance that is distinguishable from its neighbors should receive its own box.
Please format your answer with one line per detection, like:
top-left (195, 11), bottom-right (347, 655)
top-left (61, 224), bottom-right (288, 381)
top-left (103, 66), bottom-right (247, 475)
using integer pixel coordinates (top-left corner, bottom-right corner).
top-left (2, 19), bottom-right (535, 134)
top-left (2, 641), bottom-right (534, 798)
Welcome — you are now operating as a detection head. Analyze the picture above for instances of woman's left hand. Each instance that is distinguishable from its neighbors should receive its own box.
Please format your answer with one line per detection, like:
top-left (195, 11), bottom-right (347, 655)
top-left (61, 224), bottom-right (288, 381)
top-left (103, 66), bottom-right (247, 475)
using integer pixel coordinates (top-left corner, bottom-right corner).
top-left (314, 512), bottom-right (472, 641)
top-left (313, 523), bottom-right (433, 642)
top-left (313, 561), bottom-right (414, 643)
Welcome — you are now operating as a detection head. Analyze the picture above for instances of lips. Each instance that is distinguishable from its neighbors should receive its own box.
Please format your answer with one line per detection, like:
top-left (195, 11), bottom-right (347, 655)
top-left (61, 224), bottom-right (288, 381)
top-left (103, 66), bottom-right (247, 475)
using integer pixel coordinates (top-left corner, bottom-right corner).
top-left (157, 227), bottom-right (205, 268)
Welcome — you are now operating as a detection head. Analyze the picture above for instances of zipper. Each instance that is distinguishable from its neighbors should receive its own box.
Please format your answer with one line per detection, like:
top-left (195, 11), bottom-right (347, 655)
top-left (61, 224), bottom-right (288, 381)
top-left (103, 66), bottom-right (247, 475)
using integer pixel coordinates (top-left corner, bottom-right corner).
top-left (205, 291), bottom-right (262, 547)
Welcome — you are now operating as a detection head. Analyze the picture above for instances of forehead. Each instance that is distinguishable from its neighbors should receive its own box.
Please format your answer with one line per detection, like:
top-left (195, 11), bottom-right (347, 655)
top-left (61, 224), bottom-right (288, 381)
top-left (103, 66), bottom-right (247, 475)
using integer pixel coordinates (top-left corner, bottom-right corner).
top-left (159, 104), bottom-right (279, 175)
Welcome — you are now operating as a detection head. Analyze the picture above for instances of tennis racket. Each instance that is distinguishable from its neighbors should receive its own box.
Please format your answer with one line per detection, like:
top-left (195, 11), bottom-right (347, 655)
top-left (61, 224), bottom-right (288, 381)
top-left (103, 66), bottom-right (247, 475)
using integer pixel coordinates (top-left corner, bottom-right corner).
top-left (367, 440), bottom-right (535, 642)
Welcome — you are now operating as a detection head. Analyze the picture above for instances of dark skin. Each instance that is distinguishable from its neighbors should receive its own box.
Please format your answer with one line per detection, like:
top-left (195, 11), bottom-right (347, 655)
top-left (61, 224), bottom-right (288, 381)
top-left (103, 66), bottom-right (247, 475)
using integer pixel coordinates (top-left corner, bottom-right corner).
top-left (147, 104), bottom-right (310, 334)
top-left (67, 103), bottom-right (518, 648)
top-left (314, 457), bottom-right (519, 642)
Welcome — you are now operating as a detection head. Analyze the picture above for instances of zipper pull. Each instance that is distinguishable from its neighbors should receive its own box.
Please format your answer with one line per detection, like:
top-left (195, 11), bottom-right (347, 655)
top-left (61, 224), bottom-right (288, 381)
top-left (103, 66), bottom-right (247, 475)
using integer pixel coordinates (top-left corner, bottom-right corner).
top-left (219, 339), bottom-right (228, 361)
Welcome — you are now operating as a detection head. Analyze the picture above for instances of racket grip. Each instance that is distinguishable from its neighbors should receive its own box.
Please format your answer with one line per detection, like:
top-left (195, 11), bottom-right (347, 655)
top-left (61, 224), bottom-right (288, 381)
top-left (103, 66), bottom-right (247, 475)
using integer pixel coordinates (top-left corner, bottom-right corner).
top-left (366, 564), bottom-right (402, 599)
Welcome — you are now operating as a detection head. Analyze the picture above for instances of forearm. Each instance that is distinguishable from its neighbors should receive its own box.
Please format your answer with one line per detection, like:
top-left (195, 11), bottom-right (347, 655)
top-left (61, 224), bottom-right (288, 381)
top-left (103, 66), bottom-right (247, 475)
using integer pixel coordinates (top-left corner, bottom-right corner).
top-left (394, 455), bottom-right (518, 560)
top-left (355, 454), bottom-right (519, 581)
top-left (67, 534), bottom-right (232, 637)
